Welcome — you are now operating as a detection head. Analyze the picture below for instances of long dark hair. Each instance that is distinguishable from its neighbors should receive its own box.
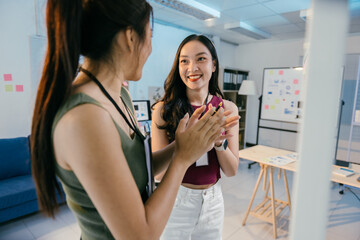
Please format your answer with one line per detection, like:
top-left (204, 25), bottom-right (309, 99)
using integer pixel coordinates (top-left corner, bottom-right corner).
top-left (156, 34), bottom-right (223, 142)
top-left (31, 0), bottom-right (152, 217)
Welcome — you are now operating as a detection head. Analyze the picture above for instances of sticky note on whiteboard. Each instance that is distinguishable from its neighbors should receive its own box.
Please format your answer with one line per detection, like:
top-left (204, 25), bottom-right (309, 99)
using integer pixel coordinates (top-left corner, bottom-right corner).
top-left (355, 110), bottom-right (360, 123)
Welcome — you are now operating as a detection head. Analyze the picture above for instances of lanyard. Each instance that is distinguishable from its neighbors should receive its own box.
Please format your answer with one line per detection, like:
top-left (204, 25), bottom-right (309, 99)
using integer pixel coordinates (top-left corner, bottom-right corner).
top-left (198, 91), bottom-right (210, 118)
top-left (204, 91), bottom-right (209, 106)
top-left (79, 67), bottom-right (154, 197)
top-left (79, 67), bottom-right (144, 140)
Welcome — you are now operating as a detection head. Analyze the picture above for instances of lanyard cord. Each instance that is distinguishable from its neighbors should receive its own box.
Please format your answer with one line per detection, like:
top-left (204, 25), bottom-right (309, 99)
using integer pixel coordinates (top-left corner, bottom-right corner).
top-left (79, 67), bottom-right (144, 140)
top-left (204, 91), bottom-right (209, 106)
top-left (198, 91), bottom-right (210, 118)
top-left (119, 96), bottom-right (144, 136)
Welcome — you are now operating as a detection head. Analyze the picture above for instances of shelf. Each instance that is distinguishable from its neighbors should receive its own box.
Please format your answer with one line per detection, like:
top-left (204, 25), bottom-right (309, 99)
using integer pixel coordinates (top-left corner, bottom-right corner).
top-left (223, 90), bottom-right (239, 92)
top-left (220, 67), bottom-right (249, 149)
top-left (352, 122), bottom-right (360, 126)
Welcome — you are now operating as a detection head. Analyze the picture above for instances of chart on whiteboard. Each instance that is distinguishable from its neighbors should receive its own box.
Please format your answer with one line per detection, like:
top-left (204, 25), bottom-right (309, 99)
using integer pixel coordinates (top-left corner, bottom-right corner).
top-left (261, 68), bottom-right (303, 123)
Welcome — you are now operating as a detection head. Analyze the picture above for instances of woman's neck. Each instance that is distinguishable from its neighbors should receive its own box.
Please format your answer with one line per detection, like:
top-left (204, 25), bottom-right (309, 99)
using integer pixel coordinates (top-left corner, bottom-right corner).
top-left (80, 58), bottom-right (124, 98)
top-left (187, 88), bottom-right (210, 106)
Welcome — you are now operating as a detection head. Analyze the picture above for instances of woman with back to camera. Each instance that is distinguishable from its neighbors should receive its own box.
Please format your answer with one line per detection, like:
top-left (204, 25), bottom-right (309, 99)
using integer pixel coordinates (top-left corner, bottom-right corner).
top-left (151, 34), bottom-right (240, 239)
top-left (30, 1), bottom-right (236, 239)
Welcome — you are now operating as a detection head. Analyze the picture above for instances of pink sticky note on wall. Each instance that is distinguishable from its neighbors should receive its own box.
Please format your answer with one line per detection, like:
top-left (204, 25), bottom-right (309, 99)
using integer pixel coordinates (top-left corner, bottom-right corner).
top-left (265, 105), bottom-right (269, 110)
top-left (295, 90), bottom-right (300, 95)
top-left (4, 74), bottom-right (12, 81)
top-left (293, 79), bottom-right (299, 84)
top-left (16, 85), bottom-right (24, 92)
top-left (279, 70), bottom-right (284, 75)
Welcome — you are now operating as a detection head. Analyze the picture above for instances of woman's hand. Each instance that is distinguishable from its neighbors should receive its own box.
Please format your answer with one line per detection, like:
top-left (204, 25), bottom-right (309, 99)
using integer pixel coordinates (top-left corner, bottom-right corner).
top-left (214, 110), bottom-right (240, 146)
top-left (173, 105), bottom-right (225, 167)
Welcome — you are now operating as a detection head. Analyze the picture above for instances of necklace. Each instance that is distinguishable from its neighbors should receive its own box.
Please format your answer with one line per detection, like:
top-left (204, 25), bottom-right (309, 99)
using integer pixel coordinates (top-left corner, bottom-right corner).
top-left (79, 67), bottom-right (144, 140)
top-left (199, 91), bottom-right (210, 118)
top-left (203, 91), bottom-right (210, 106)
top-left (119, 96), bottom-right (140, 136)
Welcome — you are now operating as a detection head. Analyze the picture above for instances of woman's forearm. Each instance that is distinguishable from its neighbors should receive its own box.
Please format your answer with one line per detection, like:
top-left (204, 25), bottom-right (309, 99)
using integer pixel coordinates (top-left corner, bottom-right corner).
top-left (151, 141), bottom-right (175, 175)
top-left (217, 149), bottom-right (239, 177)
top-left (144, 155), bottom-right (188, 239)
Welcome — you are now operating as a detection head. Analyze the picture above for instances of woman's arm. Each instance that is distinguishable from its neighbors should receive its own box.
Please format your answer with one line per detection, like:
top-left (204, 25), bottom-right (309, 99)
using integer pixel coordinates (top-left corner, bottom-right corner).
top-left (151, 102), bottom-right (175, 176)
top-left (216, 100), bottom-right (240, 177)
top-left (54, 103), bottom-right (224, 240)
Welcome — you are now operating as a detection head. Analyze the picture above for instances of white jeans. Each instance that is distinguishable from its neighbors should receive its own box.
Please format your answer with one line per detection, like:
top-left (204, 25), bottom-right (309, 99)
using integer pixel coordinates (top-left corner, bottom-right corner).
top-left (160, 181), bottom-right (224, 240)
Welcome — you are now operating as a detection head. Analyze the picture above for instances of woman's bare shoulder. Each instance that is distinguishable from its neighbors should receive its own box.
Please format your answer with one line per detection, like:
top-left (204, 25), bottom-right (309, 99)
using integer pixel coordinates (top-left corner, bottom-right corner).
top-left (53, 103), bottom-right (119, 170)
top-left (152, 101), bottom-right (165, 124)
top-left (222, 99), bottom-right (238, 112)
top-left (153, 101), bottom-right (164, 110)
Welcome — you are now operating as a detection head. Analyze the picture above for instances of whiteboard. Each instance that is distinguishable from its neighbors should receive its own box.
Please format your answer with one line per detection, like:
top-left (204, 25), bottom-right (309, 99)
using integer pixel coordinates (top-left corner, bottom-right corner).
top-left (261, 68), bottom-right (303, 123)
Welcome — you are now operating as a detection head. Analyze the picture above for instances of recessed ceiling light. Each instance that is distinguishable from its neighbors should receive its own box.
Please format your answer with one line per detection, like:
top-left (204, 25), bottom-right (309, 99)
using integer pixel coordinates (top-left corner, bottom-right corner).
top-left (151, 0), bottom-right (220, 20)
top-left (224, 22), bottom-right (271, 40)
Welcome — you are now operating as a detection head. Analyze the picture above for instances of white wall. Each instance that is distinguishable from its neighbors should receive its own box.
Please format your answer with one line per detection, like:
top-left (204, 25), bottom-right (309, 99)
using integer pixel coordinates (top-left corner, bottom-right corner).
top-left (218, 41), bottom-right (237, 69)
top-left (0, 0), bottom-right (36, 138)
top-left (236, 35), bottom-right (360, 144)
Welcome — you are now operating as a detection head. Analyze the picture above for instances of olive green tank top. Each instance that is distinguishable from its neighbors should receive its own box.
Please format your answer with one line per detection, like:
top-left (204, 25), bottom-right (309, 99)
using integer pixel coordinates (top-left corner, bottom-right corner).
top-left (53, 88), bottom-right (148, 240)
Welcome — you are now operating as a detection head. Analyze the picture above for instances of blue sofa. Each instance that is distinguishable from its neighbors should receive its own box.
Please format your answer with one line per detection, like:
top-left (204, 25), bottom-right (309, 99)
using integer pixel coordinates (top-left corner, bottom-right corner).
top-left (0, 136), bottom-right (64, 223)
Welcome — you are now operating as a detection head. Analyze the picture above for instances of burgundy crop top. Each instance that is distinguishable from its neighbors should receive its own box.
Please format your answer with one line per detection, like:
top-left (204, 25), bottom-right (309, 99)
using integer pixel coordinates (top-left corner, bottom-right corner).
top-left (182, 95), bottom-right (224, 185)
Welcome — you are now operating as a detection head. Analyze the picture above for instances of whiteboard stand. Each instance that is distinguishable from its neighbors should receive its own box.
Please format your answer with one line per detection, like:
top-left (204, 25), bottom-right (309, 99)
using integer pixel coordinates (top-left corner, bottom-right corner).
top-left (248, 95), bottom-right (262, 169)
top-left (346, 57), bottom-right (360, 167)
top-left (334, 100), bottom-right (346, 166)
top-left (256, 95), bottom-right (263, 145)
top-left (334, 100), bottom-right (348, 195)
top-left (339, 57), bottom-right (360, 194)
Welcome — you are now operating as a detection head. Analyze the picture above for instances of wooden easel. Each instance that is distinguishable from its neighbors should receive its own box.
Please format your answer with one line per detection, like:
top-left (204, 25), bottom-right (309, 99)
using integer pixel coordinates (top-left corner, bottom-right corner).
top-left (242, 164), bottom-right (291, 239)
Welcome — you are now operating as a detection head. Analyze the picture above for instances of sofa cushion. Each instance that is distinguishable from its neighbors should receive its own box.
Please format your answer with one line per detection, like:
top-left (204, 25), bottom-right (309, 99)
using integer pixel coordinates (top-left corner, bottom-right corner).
top-left (0, 199), bottom-right (39, 223)
top-left (0, 136), bottom-right (31, 180)
top-left (0, 175), bottom-right (37, 209)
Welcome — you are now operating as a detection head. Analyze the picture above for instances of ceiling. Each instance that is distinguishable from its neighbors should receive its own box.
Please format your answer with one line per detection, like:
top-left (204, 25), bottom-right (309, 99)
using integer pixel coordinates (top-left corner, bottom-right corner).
top-left (149, 0), bottom-right (360, 45)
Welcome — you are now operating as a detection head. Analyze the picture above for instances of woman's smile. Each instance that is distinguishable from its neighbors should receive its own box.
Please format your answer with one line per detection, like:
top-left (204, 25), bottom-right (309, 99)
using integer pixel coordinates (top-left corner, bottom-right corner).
top-left (187, 74), bottom-right (203, 82)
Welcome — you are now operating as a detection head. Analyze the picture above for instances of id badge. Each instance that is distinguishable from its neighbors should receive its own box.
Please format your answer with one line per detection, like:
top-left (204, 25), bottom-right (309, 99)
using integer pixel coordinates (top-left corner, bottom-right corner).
top-left (144, 135), bottom-right (154, 197)
top-left (196, 153), bottom-right (209, 167)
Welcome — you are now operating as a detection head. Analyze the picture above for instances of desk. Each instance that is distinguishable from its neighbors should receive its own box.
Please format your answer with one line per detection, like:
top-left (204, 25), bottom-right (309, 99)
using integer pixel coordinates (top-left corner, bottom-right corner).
top-left (239, 145), bottom-right (360, 239)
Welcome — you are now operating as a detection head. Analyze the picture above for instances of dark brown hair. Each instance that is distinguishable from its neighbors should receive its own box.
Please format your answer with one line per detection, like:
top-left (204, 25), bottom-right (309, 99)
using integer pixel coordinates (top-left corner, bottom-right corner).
top-left (31, 0), bottom-right (152, 217)
top-left (157, 34), bottom-right (223, 141)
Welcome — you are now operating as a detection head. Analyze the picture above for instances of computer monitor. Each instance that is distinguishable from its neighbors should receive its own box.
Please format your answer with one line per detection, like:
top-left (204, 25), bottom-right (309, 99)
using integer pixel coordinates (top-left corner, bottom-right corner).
top-left (132, 100), bottom-right (151, 122)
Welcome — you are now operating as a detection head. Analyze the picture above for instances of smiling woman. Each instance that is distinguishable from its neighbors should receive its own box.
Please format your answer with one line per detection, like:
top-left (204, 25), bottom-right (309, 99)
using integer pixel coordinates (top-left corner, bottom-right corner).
top-left (151, 34), bottom-right (240, 240)
top-left (152, 35), bottom-right (225, 141)
top-left (179, 40), bottom-right (216, 88)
